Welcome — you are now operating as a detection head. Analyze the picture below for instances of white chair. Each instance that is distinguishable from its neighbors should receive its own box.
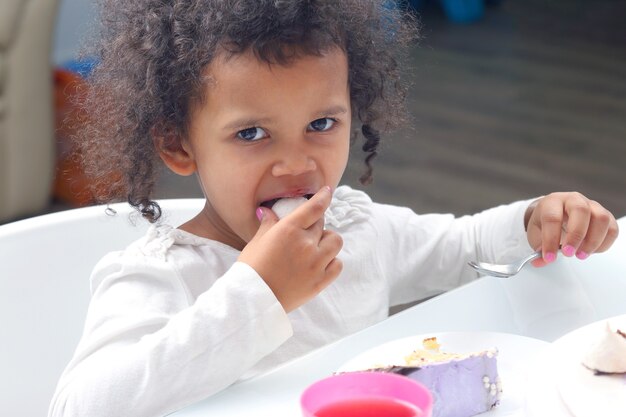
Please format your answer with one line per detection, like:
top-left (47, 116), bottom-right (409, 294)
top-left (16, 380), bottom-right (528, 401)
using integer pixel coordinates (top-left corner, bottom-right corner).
top-left (0, 0), bottom-right (60, 222)
top-left (0, 199), bottom-right (204, 417)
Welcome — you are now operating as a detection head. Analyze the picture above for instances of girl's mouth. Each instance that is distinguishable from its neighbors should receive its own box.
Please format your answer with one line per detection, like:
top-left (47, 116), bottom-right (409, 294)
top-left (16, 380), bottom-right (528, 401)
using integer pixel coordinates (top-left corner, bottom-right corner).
top-left (260, 193), bottom-right (314, 209)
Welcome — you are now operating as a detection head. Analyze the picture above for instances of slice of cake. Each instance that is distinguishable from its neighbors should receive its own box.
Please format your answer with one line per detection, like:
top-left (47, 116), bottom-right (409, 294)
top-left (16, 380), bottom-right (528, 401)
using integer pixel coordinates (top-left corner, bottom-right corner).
top-left (582, 321), bottom-right (626, 374)
top-left (364, 337), bottom-right (501, 417)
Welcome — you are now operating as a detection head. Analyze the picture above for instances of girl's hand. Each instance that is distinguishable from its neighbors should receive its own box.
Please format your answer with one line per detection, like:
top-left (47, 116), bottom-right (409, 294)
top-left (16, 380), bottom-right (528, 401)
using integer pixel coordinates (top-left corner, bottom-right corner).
top-left (525, 192), bottom-right (619, 267)
top-left (238, 186), bottom-right (343, 313)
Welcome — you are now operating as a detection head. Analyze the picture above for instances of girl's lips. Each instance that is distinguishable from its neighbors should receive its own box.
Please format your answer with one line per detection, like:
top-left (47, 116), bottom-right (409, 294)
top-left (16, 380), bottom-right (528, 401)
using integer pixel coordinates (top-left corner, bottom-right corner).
top-left (259, 193), bottom-right (314, 209)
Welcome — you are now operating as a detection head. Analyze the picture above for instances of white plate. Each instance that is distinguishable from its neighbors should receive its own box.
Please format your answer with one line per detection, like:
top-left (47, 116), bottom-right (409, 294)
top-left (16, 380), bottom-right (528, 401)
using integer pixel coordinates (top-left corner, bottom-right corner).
top-left (337, 331), bottom-right (549, 416)
top-left (526, 315), bottom-right (626, 417)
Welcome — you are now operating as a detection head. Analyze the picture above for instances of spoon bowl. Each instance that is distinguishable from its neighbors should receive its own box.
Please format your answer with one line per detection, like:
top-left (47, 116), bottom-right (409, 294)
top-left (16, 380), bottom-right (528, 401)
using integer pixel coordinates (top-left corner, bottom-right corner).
top-left (468, 249), bottom-right (543, 278)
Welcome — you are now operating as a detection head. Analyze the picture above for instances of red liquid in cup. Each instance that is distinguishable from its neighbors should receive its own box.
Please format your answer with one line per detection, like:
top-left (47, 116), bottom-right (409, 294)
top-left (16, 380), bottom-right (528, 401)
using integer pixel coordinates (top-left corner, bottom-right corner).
top-left (313, 397), bottom-right (421, 417)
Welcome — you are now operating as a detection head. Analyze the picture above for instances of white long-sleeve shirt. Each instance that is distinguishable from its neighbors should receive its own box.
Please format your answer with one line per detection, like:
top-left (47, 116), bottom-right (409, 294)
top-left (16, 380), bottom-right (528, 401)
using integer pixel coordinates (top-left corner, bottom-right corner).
top-left (49, 186), bottom-right (533, 417)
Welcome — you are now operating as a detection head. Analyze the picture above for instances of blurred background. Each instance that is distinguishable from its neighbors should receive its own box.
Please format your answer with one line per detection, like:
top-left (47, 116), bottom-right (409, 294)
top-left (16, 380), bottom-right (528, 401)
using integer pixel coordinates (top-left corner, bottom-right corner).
top-left (1, 0), bottom-right (625, 225)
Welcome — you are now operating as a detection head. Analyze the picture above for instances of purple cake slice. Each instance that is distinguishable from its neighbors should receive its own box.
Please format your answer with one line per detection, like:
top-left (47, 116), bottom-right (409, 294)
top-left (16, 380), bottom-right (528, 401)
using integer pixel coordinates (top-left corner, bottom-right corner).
top-left (369, 338), bottom-right (501, 417)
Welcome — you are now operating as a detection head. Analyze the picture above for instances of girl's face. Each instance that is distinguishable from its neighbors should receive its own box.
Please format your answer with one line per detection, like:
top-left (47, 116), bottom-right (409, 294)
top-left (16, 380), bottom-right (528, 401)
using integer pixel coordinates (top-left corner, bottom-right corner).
top-left (160, 48), bottom-right (351, 249)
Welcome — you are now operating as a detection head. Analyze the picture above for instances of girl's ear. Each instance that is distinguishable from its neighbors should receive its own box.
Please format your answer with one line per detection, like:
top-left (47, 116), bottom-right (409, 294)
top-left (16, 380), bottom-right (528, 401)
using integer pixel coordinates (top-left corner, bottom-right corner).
top-left (153, 129), bottom-right (197, 176)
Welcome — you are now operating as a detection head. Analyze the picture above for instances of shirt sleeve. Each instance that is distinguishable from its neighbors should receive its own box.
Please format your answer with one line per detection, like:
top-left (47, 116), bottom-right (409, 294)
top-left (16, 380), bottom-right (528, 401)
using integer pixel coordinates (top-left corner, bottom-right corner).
top-left (48, 257), bottom-right (292, 417)
top-left (371, 200), bottom-right (535, 306)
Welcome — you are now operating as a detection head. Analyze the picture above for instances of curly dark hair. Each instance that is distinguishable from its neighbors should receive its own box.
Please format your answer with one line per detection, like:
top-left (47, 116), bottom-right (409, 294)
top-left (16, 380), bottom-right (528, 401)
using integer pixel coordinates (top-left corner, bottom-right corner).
top-left (79, 0), bottom-right (418, 222)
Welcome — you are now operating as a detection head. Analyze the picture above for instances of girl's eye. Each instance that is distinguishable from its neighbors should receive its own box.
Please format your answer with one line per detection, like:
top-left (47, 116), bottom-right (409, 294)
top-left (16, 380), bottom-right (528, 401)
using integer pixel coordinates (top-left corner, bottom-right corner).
top-left (237, 127), bottom-right (267, 141)
top-left (308, 118), bottom-right (336, 132)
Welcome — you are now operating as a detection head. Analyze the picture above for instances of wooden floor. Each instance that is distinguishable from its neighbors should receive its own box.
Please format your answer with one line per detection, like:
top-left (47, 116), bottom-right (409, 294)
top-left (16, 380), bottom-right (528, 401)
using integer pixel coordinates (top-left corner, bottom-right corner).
top-left (340, 0), bottom-right (626, 217)
top-left (44, 0), bottom-right (625, 222)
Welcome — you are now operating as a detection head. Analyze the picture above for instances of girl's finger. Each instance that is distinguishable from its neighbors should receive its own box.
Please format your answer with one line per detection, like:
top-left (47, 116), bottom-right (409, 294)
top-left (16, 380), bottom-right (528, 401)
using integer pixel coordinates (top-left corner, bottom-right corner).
top-left (560, 194), bottom-right (591, 257)
top-left (324, 257), bottom-right (343, 279)
top-left (575, 202), bottom-right (614, 258)
top-left (531, 258), bottom-right (548, 268)
top-left (595, 219), bottom-right (619, 253)
top-left (318, 229), bottom-right (343, 255)
top-left (306, 217), bottom-right (326, 241)
top-left (312, 257), bottom-right (343, 295)
top-left (539, 197), bottom-right (566, 263)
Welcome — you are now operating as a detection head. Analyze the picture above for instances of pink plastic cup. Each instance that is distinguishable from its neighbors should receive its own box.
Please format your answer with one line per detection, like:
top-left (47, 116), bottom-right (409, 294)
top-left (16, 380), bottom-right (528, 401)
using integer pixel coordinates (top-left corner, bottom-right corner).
top-left (300, 372), bottom-right (433, 417)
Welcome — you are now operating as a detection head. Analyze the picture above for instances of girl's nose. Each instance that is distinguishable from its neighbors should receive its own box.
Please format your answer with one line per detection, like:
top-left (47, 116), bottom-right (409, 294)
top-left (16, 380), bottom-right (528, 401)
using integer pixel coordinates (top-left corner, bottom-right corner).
top-left (271, 144), bottom-right (317, 177)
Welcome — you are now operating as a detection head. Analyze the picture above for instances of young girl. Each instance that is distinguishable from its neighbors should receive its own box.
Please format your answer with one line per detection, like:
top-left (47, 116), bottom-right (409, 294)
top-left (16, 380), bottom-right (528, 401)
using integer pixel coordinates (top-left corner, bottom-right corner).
top-left (50, 1), bottom-right (619, 416)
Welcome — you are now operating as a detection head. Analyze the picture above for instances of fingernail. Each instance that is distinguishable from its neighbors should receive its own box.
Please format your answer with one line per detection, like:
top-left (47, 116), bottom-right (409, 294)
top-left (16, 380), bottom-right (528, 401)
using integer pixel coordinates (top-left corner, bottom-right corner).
top-left (544, 252), bottom-right (556, 263)
top-left (562, 245), bottom-right (576, 257)
top-left (576, 251), bottom-right (589, 260)
top-left (256, 207), bottom-right (264, 221)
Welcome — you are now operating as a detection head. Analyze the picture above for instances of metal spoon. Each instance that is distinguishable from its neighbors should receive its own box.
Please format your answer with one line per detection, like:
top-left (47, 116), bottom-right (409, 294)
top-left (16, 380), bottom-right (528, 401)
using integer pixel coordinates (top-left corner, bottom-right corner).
top-left (468, 249), bottom-right (543, 278)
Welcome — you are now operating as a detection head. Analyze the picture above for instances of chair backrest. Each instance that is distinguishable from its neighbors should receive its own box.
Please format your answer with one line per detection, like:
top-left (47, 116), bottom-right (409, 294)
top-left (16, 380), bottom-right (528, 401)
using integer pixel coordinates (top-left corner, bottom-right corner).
top-left (0, 199), bottom-right (204, 417)
top-left (0, 0), bottom-right (60, 222)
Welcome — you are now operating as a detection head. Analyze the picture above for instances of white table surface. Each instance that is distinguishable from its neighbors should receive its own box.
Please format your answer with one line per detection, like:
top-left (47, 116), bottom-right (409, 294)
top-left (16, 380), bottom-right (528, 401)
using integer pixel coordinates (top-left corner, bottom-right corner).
top-left (172, 217), bottom-right (626, 416)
